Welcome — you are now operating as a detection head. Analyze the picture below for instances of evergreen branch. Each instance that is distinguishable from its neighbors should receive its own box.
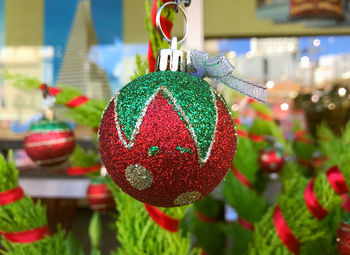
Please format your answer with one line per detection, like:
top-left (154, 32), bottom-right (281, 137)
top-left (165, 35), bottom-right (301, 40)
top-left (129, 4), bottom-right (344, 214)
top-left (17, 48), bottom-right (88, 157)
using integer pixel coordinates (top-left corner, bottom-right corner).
top-left (1, 231), bottom-right (67, 255)
top-left (131, 54), bottom-right (149, 80)
top-left (107, 178), bottom-right (200, 255)
top-left (0, 153), bottom-right (67, 255)
top-left (0, 152), bottom-right (19, 192)
top-left (69, 145), bottom-right (100, 169)
top-left (248, 157), bottom-right (350, 254)
top-left (222, 128), bottom-right (268, 254)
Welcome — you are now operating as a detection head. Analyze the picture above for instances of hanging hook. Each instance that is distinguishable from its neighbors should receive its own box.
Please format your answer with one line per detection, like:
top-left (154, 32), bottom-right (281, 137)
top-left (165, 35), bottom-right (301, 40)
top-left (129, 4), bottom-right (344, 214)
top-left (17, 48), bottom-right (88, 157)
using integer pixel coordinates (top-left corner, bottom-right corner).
top-left (156, 1), bottom-right (188, 44)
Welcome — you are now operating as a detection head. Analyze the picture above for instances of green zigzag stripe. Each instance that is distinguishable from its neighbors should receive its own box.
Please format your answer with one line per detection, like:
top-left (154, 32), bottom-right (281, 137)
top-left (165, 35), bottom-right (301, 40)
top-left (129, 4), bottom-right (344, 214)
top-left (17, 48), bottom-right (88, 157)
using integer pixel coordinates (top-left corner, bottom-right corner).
top-left (30, 119), bottom-right (71, 132)
top-left (116, 71), bottom-right (216, 159)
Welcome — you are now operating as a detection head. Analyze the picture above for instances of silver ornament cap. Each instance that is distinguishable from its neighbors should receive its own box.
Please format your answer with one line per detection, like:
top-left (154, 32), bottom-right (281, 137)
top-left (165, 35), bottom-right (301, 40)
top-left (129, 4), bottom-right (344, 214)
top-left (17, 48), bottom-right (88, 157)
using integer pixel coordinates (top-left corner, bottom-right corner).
top-left (156, 37), bottom-right (187, 72)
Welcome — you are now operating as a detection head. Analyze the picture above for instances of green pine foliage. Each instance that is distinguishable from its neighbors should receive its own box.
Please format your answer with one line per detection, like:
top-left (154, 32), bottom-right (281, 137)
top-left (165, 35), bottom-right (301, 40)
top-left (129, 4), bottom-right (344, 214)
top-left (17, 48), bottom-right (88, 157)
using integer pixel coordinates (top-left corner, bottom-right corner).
top-left (1, 231), bottom-right (67, 255)
top-left (223, 124), bottom-right (268, 254)
top-left (248, 154), bottom-right (350, 254)
top-left (69, 145), bottom-right (100, 169)
top-left (0, 151), bottom-right (19, 192)
top-left (249, 102), bottom-right (286, 149)
top-left (292, 123), bottom-right (318, 176)
top-left (107, 178), bottom-right (200, 255)
top-left (3, 70), bottom-right (42, 90)
top-left (89, 212), bottom-right (102, 255)
top-left (131, 54), bottom-right (149, 81)
top-left (69, 145), bottom-right (101, 178)
top-left (3, 71), bottom-right (107, 129)
top-left (55, 86), bottom-right (107, 128)
top-left (292, 126), bottom-right (315, 162)
top-left (317, 122), bottom-right (350, 166)
top-left (0, 153), bottom-right (67, 255)
top-left (189, 196), bottom-right (226, 255)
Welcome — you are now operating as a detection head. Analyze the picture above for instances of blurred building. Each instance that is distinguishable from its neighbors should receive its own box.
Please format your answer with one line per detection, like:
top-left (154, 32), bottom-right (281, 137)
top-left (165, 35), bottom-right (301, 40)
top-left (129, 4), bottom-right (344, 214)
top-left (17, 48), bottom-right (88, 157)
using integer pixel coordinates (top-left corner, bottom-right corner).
top-left (57, 0), bottom-right (110, 100)
top-left (235, 37), bottom-right (298, 84)
top-left (314, 54), bottom-right (350, 85)
top-left (0, 46), bottom-right (45, 121)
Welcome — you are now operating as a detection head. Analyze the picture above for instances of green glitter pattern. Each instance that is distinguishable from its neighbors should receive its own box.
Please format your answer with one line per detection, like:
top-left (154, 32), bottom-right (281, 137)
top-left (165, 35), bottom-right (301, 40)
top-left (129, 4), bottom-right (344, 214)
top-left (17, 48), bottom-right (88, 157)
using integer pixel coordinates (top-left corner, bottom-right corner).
top-left (30, 119), bottom-right (71, 132)
top-left (148, 146), bottom-right (160, 157)
top-left (176, 146), bottom-right (192, 154)
top-left (116, 71), bottom-right (216, 159)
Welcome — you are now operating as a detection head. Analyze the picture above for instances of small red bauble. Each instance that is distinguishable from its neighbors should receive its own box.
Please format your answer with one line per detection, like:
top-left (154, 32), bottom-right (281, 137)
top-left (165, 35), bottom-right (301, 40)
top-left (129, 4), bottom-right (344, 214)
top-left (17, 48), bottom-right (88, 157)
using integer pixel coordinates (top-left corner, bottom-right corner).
top-left (259, 146), bottom-right (285, 173)
top-left (87, 178), bottom-right (115, 212)
top-left (99, 71), bottom-right (237, 207)
top-left (337, 219), bottom-right (350, 254)
top-left (24, 119), bottom-right (75, 166)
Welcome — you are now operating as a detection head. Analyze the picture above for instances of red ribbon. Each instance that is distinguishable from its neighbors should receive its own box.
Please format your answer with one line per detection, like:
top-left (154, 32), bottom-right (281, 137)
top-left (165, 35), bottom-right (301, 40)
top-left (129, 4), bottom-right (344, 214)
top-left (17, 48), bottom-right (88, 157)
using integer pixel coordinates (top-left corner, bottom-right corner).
top-left (196, 211), bottom-right (216, 223)
top-left (304, 178), bottom-right (328, 220)
top-left (273, 206), bottom-right (300, 254)
top-left (65, 96), bottom-right (89, 108)
top-left (148, 42), bottom-right (157, 73)
top-left (68, 164), bottom-right (101, 176)
top-left (237, 129), bottom-right (249, 138)
top-left (257, 112), bottom-right (273, 122)
top-left (232, 167), bottom-right (252, 189)
top-left (250, 133), bottom-right (264, 142)
top-left (151, 0), bottom-right (173, 39)
top-left (148, 0), bottom-right (173, 72)
top-left (247, 98), bottom-right (255, 104)
top-left (40, 84), bottom-right (90, 108)
top-left (297, 158), bottom-right (314, 172)
top-left (326, 165), bottom-right (348, 195)
top-left (39, 84), bottom-right (61, 96)
top-left (342, 194), bottom-right (350, 212)
top-left (0, 187), bottom-right (25, 206)
top-left (294, 130), bottom-right (312, 144)
top-left (144, 204), bottom-right (180, 232)
top-left (238, 217), bottom-right (254, 231)
top-left (0, 226), bottom-right (51, 244)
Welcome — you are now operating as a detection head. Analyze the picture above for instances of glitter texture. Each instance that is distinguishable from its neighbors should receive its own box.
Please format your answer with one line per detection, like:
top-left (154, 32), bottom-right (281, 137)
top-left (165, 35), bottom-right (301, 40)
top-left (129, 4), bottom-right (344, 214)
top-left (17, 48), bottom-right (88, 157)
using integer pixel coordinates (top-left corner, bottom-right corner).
top-left (116, 71), bottom-right (216, 160)
top-left (99, 72), bottom-right (237, 207)
top-left (176, 146), bottom-right (192, 154)
top-left (174, 191), bottom-right (201, 206)
top-left (24, 119), bottom-right (75, 166)
top-left (125, 164), bottom-right (153, 190)
top-left (148, 146), bottom-right (160, 157)
top-left (29, 119), bottom-right (72, 132)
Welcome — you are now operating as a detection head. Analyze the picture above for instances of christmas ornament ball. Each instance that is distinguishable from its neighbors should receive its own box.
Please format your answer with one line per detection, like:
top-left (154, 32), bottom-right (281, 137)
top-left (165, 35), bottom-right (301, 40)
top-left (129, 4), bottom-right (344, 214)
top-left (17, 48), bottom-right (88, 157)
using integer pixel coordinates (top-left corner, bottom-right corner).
top-left (24, 119), bottom-right (75, 166)
top-left (259, 146), bottom-right (285, 173)
top-left (336, 219), bottom-right (350, 255)
top-left (99, 71), bottom-right (237, 207)
top-left (87, 178), bottom-right (115, 212)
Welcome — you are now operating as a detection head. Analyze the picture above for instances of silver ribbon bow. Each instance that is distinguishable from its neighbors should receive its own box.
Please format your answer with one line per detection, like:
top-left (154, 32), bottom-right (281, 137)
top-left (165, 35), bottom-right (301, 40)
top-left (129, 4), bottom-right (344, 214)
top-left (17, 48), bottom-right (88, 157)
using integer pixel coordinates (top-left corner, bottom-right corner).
top-left (189, 50), bottom-right (267, 103)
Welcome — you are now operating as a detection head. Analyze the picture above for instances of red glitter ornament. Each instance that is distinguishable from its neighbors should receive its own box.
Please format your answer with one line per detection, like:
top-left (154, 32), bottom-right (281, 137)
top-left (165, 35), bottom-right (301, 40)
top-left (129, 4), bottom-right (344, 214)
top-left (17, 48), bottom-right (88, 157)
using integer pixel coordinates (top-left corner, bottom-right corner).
top-left (337, 217), bottom-right (350, 255)
top-left (86, 178), bottom-right (115, 212)
top-left (259, 146), bottom-right (285, 173)
top-left (24, 119), bottom-right (75, 166)
top-left (99, 71), bottom-right (237, 207)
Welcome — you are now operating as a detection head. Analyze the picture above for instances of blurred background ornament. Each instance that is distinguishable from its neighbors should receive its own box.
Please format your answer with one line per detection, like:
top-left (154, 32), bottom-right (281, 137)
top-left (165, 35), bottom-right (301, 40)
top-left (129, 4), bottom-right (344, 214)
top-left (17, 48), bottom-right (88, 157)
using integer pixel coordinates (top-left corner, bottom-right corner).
top-left (86, 177), bottom-right (115, 213)
top-left (258, 144), bottom-right (285, 174)
top-left (24, 117), bottom-right (75, 167)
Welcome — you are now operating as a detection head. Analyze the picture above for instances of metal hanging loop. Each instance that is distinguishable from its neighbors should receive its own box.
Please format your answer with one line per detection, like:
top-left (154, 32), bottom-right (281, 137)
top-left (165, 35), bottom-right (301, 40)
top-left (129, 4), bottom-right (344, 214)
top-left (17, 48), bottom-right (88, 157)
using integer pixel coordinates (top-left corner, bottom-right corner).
top-left (156, 1), bottom-right (188, 44)
top-left (174, 0), bottom-right (191, 12)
